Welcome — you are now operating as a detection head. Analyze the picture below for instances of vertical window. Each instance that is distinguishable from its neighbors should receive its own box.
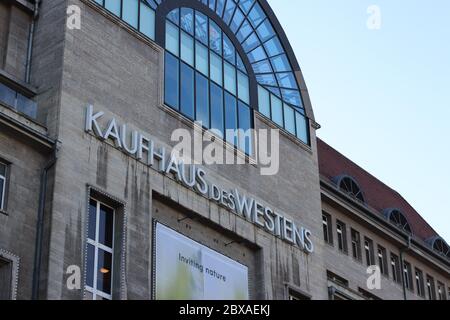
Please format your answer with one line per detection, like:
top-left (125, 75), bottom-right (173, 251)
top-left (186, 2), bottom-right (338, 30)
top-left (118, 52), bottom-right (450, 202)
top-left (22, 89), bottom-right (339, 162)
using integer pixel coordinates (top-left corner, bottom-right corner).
top-left (0, 258), bottom-right (12, 299)
top-left (139, 2), bottom-right (155, 39)
top-left (415, 268), bottom-right (425, 297)
top-left (164, 8), bottom-right (253, 154)
top-left (180, 63), bottom-right (195, 119)
top-left (270, 95), bottom-right (283, 127)
top-left (336, 220), bottom-right (347, 254)
top-left (164, 52), bottom-right (179, 110)
top-left (322, 213), bottom-right (333, 245)
top-left (437, 282), bottom-right (446, 300)
top-left (86, 199), bottom-right (115, 300)
top-left (104, 0), bottom-right (121, 17)
top-left (377, 245), bottom-right (388, 276)
top-left (122, 0), bottom-right (138, 28)
top-left (390, 253), bottom-right (401, 283)
top-left (351, 229), bottom-right (362, 261)
top-left (364, 237), bottom-right (374, 266)
top-left (426, 275), bottom-right (436, 300)
top-left (403, 261), bottom-right (413, 291)
top-left (283, 104), bottom-right (296, 135)
top-left (0, 162), bottom-right (6, 211)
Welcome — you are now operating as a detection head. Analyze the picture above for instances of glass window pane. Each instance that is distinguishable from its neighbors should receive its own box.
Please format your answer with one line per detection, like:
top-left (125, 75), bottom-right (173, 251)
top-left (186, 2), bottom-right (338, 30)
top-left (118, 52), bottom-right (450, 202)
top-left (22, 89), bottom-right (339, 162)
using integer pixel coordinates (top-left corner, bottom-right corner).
top-left (165, 21), bottom-right (179, 56)
top-left (216, 0), bottom-right (226, 17)
top-left (167, 8), bottom-right (179, 25)
top-left (139, 4), bottom-right (155, 39)
top-left (258, 86), bottom-right (270, 117)
top-left (0, 164), bottom-right (5, 176)
top-left (180, 63), bottom-right (195, 120)
top-left (284, 104), bottom-right (296, 134)
top-left (282, 89), bottom-right (302, 107)
top-left (88, 200), bottom-right (97, 241)
top-left (104, 0), bottom-right (120, 16)
top-left (195, 12), bottom-right (208, 45)
top-left (223, 35), bottom-right (236, 64)
top-left (242, 33), bottom-right (259, 53)
top-left (210, 83), bottom-right (224, 137)
top-left (0, 177), bottom-right (4, 210)
top-left (252, 59), bottom-right (272, 74)
top-left (225, 93), bottom-right (238, 145)
top-left (271, 54), bottom-right (291, 72)
top-left (237, 72), bottom-right (249, 104)
top-left (236, 20), bottom-right (252, 43)
top-left (209, 0), bottom-right (217, 11)
top-left (209, 21), bottom-right (222, 55)
top-left (195, 42), bottom-right (208, 76)
top-left (248, 45), bottom-right (267, 63)
top-left (256, 19), bottom-right (275, 42)
top-left (196, 73), bottom-right (209, 128)
top-left (86, 244), bottom-right (95, 288)
top-left (122, 0), bottom-right (138, 28)
top-left (16, 94), bottom-right (37, 118)
top-left (296, 111), bottom-right (309, 144)
top-left (277, 72), bottom-right (297, 89)
top-left (256, 74), bottom-right (277, 87)
top-left (236, 55), bottom-right (246, 74)
top-left (164, 52), bottom-right (179, 109)
top-left (0, 82), bottom-right (16, 107)
top-left (99, 204), bottom-right (114, 248)
top-left (97, 249), bottom-right (113, 295)
top-left (224, 62), bottom-right (236, 95)
top-left (248, 3), bottom-right (265, 27)
top-left (271, 95), bottom-right (283, 126)
top-left (210, 52), bottom-right (222, 86)
top-left (180, 32), bottom-right (194, 66)
top-left (180, 7), bottom-right (194, 35)
top-left (239, 0), bottom-right (255, 14)
top-left (264, 37), bottom-right (283, 57)
top-left (238, 102), bottom-right (252, 155)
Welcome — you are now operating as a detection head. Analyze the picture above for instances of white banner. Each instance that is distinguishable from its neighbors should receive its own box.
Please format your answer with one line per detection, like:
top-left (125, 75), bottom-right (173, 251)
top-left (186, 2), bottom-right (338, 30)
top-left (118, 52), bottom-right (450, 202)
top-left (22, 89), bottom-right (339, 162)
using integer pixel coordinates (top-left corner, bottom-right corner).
top-left (155, 223), bottom-right (249, 300)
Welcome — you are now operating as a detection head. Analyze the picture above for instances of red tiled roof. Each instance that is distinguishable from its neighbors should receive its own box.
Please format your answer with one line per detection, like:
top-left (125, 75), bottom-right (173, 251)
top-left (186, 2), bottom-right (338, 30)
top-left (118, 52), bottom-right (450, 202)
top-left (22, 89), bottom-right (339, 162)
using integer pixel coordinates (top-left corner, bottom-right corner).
top-left (317, 138), bottom-right (438, 242)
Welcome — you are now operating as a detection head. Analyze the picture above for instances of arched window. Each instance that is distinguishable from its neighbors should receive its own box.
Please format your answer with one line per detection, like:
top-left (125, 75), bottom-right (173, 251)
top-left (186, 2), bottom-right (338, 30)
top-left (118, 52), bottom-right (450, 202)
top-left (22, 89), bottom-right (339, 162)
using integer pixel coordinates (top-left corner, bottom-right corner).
top-left (91, 0), bottom-right (311, 146)
top-left (336, 176), bottom-right (365, 203)
top-left (164, 7), bottom-right (253, 155)
top-left (427, 237), bottom-right (450, 258)
top-left (383, 209), bottom-right (412, 234)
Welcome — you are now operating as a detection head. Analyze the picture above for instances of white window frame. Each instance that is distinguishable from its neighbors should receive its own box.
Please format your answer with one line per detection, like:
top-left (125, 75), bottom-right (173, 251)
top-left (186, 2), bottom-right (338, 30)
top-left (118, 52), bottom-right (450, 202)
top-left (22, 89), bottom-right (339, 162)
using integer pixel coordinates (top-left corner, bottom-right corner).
top-left (85, 199), bottom-right (115, 300)
top-left (0, 162), bottom-right (6, 211)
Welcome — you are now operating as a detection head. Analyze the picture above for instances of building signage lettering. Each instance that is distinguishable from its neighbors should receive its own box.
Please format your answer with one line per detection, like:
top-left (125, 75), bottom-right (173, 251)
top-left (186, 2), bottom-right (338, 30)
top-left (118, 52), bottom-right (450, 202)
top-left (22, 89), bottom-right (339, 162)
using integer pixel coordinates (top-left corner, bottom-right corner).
top-left (85, 106), bottom-right (314, 253)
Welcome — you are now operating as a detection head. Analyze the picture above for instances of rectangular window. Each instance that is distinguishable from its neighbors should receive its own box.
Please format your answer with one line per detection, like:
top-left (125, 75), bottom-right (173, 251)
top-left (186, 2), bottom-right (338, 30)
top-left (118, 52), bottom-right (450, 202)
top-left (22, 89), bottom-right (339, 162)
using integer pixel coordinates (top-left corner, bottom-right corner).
top-left (403, 261), bottom-right (413, 291)
top-left (180, 62), bottom-right (195, 120)
top-left (426, 275), bottom-right (436, 300)
top-left (86, 198), bottom-right (115, 300)
top-left (322, 212), bottom-right (333, 245)
top-left (351, 229), bottom-right (362, 261)
top-left (195, 41), bottom-right (208, 76)
top-left (210, 82), bottom-right (224, 138)
top-left (326, 270), bottom-right (349, 287)
top-left (415, 268), bottom-right (425, 297)
top-left (164, 52), bottom-right (179, 110)
top-left (104, 0), bottom-right (121, 17)
top-left (364, 237), bottom-right (374, 266)
top-left (195, 72), bottom-right (209, 128)
top-left (283, 104), bottom-right (296, 135)
top-left (295, 111), bottom-right (309, 145)
top-left (224, 62), bottom-right (236, 95)
top-left (210, 52), bottom-right (223, 86)
top-left (0, 257), bottom-right (12, 299)
top-left (238, 102), bottom-right (252, 155)
top-left (377, 245), bottom-right (388, 276)
top-left (224, 92), bottom-right (237, 146)
top-left (390, 253), bottom-right (401, 283)
top-left (437, 282), bottom-right (446, 300)
top-left (180, 31), bottom-right (194, 67)
top-left (336, 220), bottom-right (347, 254)
top-left (0, 162), bottom-right (6, 211)
top-left (166, 21), bottom-right (179, 56)
top-left (258, 86), bottom-right (270, 118)
top-left (139, 2), bottom-right (155, 39)
top-left (122, 0), bottom-right (138, 28)
top-left (237, 72), bottom-right (249, 104)
top-left (271, 95), bottom-right (283, 127)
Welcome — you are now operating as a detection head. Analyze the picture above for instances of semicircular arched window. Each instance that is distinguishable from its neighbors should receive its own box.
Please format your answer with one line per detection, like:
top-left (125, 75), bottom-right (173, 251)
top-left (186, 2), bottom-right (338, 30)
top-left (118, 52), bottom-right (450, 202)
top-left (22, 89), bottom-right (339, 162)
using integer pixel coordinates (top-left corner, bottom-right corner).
top-left (337, 176), bottom-right (365, 203)
top-left (164, 7), bottom-right (253, 155)
top-left (428, 237), bottom-right (450, 258)
top-left (384, 209), bottom-right (412, 234)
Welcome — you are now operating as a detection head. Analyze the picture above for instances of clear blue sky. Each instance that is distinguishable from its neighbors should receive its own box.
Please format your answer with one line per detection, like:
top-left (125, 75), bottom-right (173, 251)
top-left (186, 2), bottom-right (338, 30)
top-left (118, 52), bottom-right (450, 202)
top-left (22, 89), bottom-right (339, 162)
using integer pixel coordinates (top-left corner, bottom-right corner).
top-left (268, 0), bottom-right (450, 242)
